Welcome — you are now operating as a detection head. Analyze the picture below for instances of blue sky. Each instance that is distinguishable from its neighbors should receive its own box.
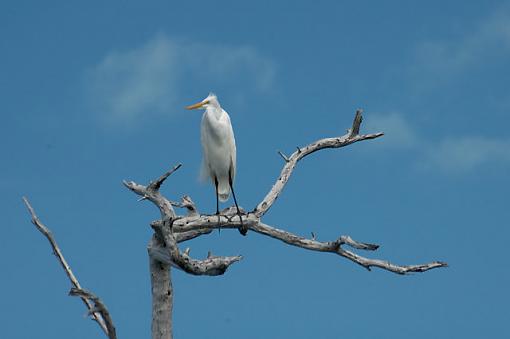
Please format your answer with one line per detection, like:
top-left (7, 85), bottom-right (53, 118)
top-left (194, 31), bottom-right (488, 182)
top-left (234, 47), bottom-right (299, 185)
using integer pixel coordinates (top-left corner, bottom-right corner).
top-left (1, 1), bottom-right (509, 338)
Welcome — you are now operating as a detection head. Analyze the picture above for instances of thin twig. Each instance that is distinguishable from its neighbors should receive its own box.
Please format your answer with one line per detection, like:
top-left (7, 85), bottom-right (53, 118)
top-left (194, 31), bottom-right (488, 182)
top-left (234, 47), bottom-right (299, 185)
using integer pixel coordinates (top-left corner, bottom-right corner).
top-left (150, 163), bottom-right (182, 191)
top-left (277, 150), bottom-right (290, 162)
top-left (22, 197), bottom-right (110, 336)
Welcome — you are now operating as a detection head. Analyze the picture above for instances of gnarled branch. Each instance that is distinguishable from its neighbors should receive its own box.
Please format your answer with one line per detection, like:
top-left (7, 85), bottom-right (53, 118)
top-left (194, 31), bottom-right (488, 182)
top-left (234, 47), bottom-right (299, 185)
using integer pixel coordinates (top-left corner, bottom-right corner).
top-left (124, 165), bottom-right (242, 276)
top-left (69, 288), bottom-right (117, 339)
top-left (152, 219), bottom-right (242, 275)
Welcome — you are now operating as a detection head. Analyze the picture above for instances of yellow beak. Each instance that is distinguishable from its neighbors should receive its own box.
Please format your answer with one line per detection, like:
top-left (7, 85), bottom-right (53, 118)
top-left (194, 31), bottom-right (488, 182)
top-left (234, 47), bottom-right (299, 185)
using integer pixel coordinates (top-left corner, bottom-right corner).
top-left (186, 101), bottom-right (207, 110)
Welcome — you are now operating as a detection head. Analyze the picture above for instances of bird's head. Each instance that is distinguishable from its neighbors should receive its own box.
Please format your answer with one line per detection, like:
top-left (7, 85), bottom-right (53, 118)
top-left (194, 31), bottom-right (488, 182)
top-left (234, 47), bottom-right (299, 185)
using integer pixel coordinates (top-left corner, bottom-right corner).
top-left (186, 93), bottom-right (220, 110)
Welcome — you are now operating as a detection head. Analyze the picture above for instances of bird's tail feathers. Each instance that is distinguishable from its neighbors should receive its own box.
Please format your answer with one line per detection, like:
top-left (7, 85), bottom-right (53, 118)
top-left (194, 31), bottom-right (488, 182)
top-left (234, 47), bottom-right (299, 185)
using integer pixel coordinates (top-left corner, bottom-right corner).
top-left (199, 160), bottom-right (209, 183)
top-left (217, 183), bottom-right (230, 202)
top-left (200, 160), bottom-right (231, 202)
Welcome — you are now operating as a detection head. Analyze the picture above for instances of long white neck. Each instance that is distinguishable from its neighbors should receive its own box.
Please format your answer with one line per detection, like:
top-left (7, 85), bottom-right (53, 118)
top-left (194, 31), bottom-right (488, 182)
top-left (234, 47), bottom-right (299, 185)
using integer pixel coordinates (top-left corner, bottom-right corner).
top-left (206, 105), bottom-right (223, 120)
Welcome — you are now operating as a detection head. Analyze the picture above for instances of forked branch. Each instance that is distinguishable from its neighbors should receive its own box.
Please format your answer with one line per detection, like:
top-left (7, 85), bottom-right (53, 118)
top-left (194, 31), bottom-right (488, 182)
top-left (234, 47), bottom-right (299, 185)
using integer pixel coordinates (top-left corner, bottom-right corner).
top-left (69, 288), bottom-right (117, 339)
top-left (123, 165), bottom-right (242, 276)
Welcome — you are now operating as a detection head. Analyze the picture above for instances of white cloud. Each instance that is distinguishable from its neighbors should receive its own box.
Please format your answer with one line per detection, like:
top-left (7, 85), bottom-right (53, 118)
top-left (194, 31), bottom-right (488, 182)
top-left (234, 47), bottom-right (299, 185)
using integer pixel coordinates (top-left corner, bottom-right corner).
top-left (423, 137), bottom-right (510, 172)
top-left (87, 35), bottom-right (275, 126)
top-left (363, 112), bottom-right (418, 148)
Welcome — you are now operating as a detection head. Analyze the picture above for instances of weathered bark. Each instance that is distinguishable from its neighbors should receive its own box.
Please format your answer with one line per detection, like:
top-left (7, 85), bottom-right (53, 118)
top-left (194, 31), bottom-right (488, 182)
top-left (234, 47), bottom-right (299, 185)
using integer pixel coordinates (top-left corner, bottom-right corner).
top-left (149, 236), bottom-right (173, 339)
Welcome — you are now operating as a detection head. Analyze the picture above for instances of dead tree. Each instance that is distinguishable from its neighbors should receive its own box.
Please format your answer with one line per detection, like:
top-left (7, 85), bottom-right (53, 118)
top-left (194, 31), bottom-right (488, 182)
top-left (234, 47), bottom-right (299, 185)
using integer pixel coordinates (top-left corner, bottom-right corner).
top-left (24, 110), bottom-right (447, 339)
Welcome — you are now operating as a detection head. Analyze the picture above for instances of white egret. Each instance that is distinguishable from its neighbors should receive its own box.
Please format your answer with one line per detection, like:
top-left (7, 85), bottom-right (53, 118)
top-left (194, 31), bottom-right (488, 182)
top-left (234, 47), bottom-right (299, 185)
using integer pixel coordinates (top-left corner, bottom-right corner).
top-left (186, 93), bottom-right (246, 235)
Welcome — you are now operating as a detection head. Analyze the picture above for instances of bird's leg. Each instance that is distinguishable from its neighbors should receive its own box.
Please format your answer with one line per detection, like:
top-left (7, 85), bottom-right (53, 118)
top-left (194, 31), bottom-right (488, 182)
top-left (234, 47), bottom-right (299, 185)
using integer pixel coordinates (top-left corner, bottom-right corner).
top-left (229, 171), bottom-right (246, 236)
top-left (214, 176), bottom-right (220, 234)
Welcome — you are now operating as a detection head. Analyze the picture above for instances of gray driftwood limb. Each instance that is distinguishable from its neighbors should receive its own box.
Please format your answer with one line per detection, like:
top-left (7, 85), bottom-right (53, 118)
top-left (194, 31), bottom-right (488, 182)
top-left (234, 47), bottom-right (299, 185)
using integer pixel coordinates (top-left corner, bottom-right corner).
top-left (251, 222), bottom-right (446, 274)
top-left (171, 216), bottom-right (446, 274)
top-left (254, 109), bottom-right (383, 218)
top-left (22, 197), bottom-right (113, 338)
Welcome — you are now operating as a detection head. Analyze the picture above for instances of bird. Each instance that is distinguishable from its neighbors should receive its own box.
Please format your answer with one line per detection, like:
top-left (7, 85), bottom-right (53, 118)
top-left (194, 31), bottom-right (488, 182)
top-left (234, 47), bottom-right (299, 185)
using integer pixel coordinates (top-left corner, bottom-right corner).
top-left (186, 93), bottom-right (247, 235)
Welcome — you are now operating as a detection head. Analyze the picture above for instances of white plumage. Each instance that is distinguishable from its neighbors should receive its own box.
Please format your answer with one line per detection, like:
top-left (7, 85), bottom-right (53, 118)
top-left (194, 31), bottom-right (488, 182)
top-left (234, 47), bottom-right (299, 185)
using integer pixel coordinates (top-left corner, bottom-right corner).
top-left (199, 94), bottom-right (236, 201)
top-left (186, 93), bottom-right (245, 234)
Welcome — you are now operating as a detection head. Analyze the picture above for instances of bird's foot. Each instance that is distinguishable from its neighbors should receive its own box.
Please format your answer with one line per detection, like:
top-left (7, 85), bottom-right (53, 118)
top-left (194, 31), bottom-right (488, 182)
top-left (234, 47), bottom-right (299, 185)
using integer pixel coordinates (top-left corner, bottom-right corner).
top-left (237, 213), bottom-right (247, 236)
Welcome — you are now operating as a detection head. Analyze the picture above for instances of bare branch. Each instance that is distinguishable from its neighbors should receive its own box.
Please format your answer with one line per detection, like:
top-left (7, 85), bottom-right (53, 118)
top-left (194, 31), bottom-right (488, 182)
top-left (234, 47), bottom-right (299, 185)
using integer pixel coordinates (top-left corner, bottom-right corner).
top-left (69, 288), bottom-right (117, 339)
top-left (349, 109), bottom-right (363, 137)
top-left (168, 196), bottom-right (198, 217)
top-left (254, 110), bottom-right (384, 218)
top-left (22, 197), bottom-right (110, 336)
top-left (152, 220), bottom-right (242, 276)
top-left (175, 229), bottom-right (213, 242)
top-left (339, 235), bottom-right (379, 251)
top-left (123, 180), bottom-right (176, 219)
top-left (338, 248), bottom-right (447, 274)
top-left (170, 213), bottom-right (257, 233)
top-left (150, 163), bottom-right (182, 191)
top-left (180, 195), bottom-right (199, 217)
top-left (169, 212), bottom-right (445, 275)
top-left (147, 243), bottom-right (241, 276)
top-left (252, 222), bottom-right (446, 274)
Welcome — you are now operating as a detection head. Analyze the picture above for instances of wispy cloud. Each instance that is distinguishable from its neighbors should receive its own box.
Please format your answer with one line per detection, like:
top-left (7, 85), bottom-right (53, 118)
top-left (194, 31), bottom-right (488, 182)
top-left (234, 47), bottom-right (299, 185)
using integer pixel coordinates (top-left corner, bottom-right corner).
top-left (86, 35), bottom-right (275, 126)
top-left (382, 4), bottom-right (510, 172)
top-left (365, 112), bottom-right (510, 172)
top-left (423, 136), bottom-right (510, 172)
top-left (364, 112), bottom-right (418, 149)
top-left (411, 6), bottom-right (510, 82)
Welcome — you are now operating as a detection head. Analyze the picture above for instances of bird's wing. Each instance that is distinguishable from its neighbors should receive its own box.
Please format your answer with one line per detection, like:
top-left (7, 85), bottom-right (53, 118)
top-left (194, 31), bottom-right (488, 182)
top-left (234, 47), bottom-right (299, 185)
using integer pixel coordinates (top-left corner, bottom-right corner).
top-left (200, 114), bottom-right (212, 183)
top-left (199, 109), bottom-right (237, 196)
top-left (224, 113), bottom-right (237, 183)
top-left (199, 159), bottom-right (209, 183)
